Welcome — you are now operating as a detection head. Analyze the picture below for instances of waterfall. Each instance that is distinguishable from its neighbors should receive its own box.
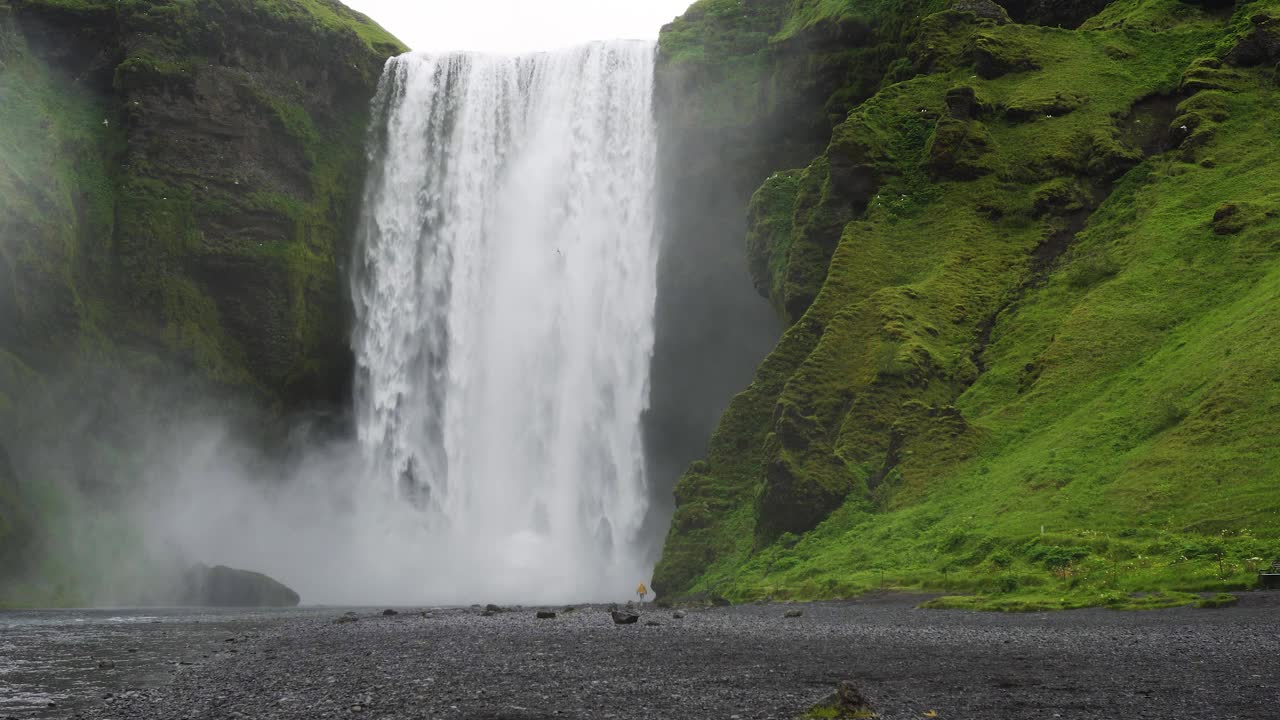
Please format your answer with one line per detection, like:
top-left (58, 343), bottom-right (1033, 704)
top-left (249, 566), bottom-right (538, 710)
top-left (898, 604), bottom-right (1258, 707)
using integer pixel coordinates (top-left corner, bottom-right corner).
top-left (351, 41), bottom-right (658, 603)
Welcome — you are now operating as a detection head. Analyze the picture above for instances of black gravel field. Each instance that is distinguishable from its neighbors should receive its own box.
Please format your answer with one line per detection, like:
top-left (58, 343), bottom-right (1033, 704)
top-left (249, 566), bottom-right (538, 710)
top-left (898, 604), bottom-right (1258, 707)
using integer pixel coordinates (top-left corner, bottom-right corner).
top-left (12, 593), bottom-right (1279, 720)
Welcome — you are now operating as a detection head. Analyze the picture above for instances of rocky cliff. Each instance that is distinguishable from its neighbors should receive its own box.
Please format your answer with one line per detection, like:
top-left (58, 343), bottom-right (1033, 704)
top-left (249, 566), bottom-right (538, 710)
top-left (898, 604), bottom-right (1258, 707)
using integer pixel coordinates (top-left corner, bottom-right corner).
top-left (0, 0), bottom-right (402, 598)
top-left (653, 0), bottom-right (1280, 609)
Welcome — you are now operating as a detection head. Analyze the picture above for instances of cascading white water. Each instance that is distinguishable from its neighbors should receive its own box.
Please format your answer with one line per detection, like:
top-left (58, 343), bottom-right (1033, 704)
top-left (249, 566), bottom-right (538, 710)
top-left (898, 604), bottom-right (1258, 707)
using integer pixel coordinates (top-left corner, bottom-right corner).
top-left (351, 41), bottom-right (658, 604)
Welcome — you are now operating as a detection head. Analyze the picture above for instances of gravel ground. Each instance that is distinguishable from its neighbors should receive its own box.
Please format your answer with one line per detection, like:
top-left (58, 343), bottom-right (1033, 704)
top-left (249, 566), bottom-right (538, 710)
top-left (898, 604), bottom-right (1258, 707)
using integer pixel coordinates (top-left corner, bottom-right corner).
top-left (60, 593), bottom-right (1280, 720)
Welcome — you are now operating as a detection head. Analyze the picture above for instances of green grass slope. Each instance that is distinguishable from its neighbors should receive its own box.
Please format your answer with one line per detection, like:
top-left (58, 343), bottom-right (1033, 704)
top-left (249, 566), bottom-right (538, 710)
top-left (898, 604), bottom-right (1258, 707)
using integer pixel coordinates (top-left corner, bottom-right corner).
top-left (654, 0), bottom-right (1280, 610)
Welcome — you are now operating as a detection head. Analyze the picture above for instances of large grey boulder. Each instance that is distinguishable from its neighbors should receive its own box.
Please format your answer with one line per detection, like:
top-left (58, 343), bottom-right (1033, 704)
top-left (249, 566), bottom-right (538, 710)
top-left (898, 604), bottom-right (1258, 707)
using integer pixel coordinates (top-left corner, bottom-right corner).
top-left (179, 564), bottom-right (300, 607)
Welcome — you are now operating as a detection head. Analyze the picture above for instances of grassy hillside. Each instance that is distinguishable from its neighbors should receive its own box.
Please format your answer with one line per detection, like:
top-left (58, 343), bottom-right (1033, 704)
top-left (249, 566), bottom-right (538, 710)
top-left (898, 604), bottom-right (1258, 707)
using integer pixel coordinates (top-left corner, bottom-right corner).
top-left (654, 0), bottom-right (1280, 610)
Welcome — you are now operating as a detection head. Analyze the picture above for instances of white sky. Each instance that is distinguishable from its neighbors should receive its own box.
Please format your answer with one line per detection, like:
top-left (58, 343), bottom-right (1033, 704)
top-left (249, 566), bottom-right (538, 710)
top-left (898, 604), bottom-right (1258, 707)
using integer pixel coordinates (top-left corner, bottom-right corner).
top-left (343, 0), bottom-right (696, 53)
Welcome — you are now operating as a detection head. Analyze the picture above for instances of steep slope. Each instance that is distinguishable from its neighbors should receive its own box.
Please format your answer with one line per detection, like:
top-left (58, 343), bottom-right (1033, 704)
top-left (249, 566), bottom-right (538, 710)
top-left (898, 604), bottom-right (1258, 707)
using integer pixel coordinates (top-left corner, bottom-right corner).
top-left (0, 0), bottom-right (403, 601)
top-left (0, 0), bottom-right (403, 406)
top-left (654, 0), bottom-right (1280, 608)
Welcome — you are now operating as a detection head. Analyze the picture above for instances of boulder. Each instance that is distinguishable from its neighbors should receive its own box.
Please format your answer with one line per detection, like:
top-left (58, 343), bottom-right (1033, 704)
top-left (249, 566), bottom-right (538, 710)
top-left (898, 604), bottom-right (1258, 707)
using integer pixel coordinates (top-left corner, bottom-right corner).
top-left (382, 609), bottom-right (399, 616)
top-left (805, 681), bottom-right (876, 718)
top-left (180, 564), bottom-right (299, 608)
top-left (610, 610), bottom-right (640, 625)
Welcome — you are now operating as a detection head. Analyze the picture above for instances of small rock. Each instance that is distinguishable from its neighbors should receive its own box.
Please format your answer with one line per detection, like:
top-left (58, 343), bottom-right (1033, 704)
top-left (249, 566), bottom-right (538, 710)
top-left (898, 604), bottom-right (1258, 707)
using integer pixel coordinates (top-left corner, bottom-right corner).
top-left (485, 604), bottom-right (505, 613)
top-left (785, 609), bottom-right (804, 618)
top-left (97, 660), bottom-right (115, 669)
top-left (645, 620), bottom-right (661, 627)
top-left (334, 615), bottom-right (358, 625)
top-left (807, 681), bottom-right (875, 718)
top-left (672, 610), bottom-right (687, 619)
top-left (536, 611), bottom-right (557, 619)
top-left (610, 610), bottom-right (640, 625)
top-left (350, 704), bottom-right (364, 713)
top-left (382, 609), bottom-right (399, 616)
top-left (481, 609), bottom-right (496, 617)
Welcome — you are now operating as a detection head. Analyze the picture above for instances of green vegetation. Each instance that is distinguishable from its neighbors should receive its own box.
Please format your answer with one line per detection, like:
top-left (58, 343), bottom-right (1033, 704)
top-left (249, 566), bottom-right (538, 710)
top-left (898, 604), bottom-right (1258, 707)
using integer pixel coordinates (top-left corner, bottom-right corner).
top-left (0, 0), bottom-right (404, 604)
top-left (655, 0), bottom-right (1280, 610)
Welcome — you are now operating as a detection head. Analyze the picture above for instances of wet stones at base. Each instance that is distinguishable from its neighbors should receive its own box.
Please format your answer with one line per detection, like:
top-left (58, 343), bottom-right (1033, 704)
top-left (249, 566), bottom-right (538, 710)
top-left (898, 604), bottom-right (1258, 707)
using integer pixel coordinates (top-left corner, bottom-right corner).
top-left (610, 610), bottom-right (640, 625)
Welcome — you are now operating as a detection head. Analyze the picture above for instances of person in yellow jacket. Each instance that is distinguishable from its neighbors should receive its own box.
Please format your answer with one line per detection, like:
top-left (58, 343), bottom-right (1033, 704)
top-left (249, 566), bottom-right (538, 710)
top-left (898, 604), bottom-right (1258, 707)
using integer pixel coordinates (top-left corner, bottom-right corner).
top-left (636, 582), bottom-right (648, 603)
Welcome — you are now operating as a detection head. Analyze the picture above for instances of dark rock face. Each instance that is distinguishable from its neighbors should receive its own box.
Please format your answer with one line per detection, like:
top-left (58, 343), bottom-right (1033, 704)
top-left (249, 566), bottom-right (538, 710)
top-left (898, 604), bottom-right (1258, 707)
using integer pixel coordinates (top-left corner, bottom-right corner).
top-left (1225, 13), bottom-right (1280, 67)
top-left (998, 0), bottom-right (1113, 27)
top-left (180, 564), bottom-right (300, 608)
top-left (2, 0), bottom-right (403, 410)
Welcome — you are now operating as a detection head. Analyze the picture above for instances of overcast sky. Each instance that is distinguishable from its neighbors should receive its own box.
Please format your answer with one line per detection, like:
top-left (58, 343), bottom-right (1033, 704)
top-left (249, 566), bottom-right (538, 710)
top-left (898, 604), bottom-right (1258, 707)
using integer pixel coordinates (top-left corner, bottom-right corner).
top-left (343, 0), bottom-right (696, 53)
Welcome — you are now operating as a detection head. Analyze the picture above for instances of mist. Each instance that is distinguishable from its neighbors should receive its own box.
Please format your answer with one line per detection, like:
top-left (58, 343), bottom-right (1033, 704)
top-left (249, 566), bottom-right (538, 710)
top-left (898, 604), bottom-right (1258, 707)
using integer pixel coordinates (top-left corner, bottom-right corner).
top-left (8, 368), bottom-right (660, 608)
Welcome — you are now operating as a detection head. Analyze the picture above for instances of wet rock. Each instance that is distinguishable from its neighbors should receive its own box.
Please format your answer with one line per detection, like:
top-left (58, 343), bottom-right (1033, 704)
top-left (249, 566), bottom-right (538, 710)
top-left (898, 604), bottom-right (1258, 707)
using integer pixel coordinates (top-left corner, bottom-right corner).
top-left (180, 564), bottom-right (300, 608)
top-left (382, 609), bottom-right (399, 616)
top-left (785, 609), bottom-right (804, 618)
top-left (610, 610), bottom-right (640, 625)
top-left (536, 611), bottom-right (557, 619)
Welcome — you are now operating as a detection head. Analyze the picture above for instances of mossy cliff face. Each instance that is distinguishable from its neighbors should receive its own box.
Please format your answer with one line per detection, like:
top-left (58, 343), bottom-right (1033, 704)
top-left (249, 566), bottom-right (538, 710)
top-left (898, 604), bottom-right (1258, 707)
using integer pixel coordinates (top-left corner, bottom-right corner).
top-left (654, 0), bottom-right (1280, 606)
top-left (0, 0), bottom-right (402, 406)
top-left (0, 0), bottom-right (402, 591)
top-left (645, 0), bottom-right (953, 562)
